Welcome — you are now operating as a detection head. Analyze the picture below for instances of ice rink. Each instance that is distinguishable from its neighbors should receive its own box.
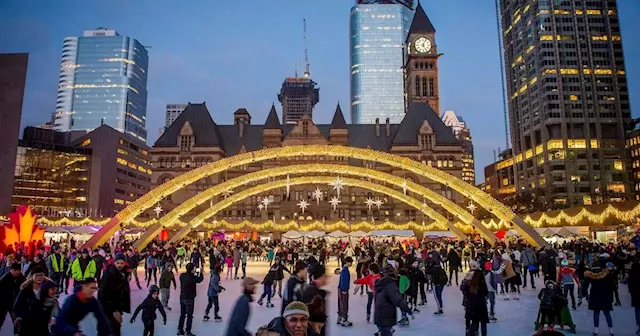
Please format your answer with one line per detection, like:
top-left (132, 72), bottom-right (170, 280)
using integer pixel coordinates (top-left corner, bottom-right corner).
top-left (1, 260), bottom-right (637, 336)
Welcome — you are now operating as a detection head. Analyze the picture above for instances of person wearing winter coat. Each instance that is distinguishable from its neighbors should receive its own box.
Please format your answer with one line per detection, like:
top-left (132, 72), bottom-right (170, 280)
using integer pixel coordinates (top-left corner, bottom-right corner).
top-left (146, 250), bottom-right (159, 287)
top-left (125, 249), bottom-right (142, 289)
top-left (374, 265), bottom-right (412, 335)
top-left (302, 265), bottom-right (328, 336)
top-left (521, 246), bottom-right (538, 289)
top-left (12, 266), bottom-right (51, 335)
top-left (158, 263), bottom-right (177, 310)
top-left (53, 279), bottom-right (111, 336)
top-left (259, 263), bottom-right (279, 307)
top-left (462, 269), bottom-right (489, 336)
top-left (406, 260), bottom-right (425, 313)
top-left (204, 264), bottom-right (225, 321)
top-left (539, 250), bottom-right (557, 282)
top-left (0, 262), bottom-right (25, 333)
top-left (430, 262), bottom-right (448, 315)
top-left (226, 277), bottom-right (259, 336)
top-left (98, 253), bottom-right (131, 336)
top-left (178, 263), bottom-right (205, 336)
top-left (233, 248), bottom-right (242, 279)
top-left (557, 259), bottom-right (580, 310)
top-left (446, 248), bottom-right (462, 286)
top-left (265, 301), bottom-right (319, 336)
top-left (130, 285), bottom-right (167, 336)
top-left (582, 264), bottom-right (615, 336)
top-left (502, 253), bottom-right (520, 300)
top-left (354, 263), bottom-right (381, 323)
top-left (25, 253), bottom-right (47, 277)
top-left (484, 262), bottom-right (498, 322)
top-left (70, 249), bottom-right (97, 282)
top-left (282, 261), bottom-right (308, 315)
top-left (537, 280), bottom-right (561, 332)
top-left (271, 256), bottom-right (291, 298)
top-left (337, 256), bottom-right (353, 327)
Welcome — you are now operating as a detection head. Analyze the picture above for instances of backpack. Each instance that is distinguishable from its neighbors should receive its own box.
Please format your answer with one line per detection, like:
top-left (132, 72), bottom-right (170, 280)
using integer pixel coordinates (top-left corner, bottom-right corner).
top-left (436, 270), bottom-right (448, 286)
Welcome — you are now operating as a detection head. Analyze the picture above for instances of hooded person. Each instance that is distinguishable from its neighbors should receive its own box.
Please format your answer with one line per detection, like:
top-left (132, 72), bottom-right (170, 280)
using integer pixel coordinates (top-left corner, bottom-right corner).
top-left (582, 263), bottom-right (615, 335)
top-left (374, 265), bottom-right (412, 334)
top-left (130, 285), bottom-right (167, 336)
top-left (13, 266), bottom-right (53, 335)
top-left (266, 301), bottom-right (318, 336)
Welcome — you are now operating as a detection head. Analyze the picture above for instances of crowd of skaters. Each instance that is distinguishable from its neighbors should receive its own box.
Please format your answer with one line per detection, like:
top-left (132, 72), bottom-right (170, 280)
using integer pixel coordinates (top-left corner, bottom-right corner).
top-left (0, 232), bottom-right (638, 336)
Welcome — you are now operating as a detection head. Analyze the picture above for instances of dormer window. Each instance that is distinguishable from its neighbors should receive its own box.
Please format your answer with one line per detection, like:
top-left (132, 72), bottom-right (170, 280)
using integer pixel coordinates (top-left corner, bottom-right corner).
top-left (420, 134), bottom-right (433, 150)
top-left (180, 135), bottom-right (193, 151)
top-left (303, 121), bottom-right (309, 135)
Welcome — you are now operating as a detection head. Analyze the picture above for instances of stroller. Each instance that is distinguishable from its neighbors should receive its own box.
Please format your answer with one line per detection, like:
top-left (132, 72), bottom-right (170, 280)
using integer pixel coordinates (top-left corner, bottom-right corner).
top-left (534, 292), bottom-right (576, 334)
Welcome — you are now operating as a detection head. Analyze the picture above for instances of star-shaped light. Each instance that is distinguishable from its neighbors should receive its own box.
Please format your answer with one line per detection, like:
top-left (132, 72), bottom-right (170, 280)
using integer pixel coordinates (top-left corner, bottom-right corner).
top-left (153, 204), bottom-right (163, 218)
top-left (365, 197), bottom-right (375, 211)
top-left (257, 203), bottom-right (265, 211)
top-left (261, 197), bottom-right (272, 210)
top-left (297, 199), bottom-right (309, 214)
top-left (329, 197), bottom-right (341, 212)
top-left (374, 199), bottom-right (384, 210)
top-left (285, 174), bottom-right (291, 198)
top-left (466, 201), bottom-right (477, 214)
top-left (329, 176), bottom-right (345, 197)
top-left (312, 187), bottom-right (323, 205)
top-left (222, 188), bottom-right (234, 199)
top-left (401, 179), bottom-right (408, 195)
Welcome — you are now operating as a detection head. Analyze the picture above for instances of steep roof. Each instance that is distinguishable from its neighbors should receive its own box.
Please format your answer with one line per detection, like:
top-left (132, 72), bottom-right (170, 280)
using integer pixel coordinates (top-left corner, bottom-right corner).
top-left (264, 104), bottom-right (281, 129)
top-left (154, 103), bottom-right (221, 147)
top-left (330, 103), bottom-right (348, 129)
top-left (392, 102), bottom-right (459, 145)
top-left (407, 1), bottom-right (436, 38)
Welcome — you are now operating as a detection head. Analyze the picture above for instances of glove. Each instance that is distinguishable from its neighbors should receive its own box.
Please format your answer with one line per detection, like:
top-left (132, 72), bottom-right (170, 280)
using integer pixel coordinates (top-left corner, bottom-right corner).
top-left (129, 318), bottom-right (135, 324)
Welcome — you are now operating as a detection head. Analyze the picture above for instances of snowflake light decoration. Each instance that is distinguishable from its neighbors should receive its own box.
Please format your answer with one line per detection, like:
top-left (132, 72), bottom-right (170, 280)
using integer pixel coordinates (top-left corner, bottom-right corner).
top-left (297, 199), bottom-right (309, 214)
top-left (329, 176), bottom-right (345, 197)
top-left (329, 197), bottom-right (341, 212)
top-left (312, 188), bottom-right (323, 205)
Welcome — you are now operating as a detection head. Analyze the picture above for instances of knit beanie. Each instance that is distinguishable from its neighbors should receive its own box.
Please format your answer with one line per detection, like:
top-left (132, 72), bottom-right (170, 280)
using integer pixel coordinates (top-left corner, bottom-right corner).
top-left (283, 301), bottom-right (309, 318)
top-left (115, 253), bottom-right (126, 262)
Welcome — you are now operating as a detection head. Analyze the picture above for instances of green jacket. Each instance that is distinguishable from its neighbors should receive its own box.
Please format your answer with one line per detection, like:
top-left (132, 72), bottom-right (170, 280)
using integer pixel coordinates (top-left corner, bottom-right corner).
top-left (399, 275), bottom-right (410, 294)
top-left (71, 258), bottom-right (97, 280)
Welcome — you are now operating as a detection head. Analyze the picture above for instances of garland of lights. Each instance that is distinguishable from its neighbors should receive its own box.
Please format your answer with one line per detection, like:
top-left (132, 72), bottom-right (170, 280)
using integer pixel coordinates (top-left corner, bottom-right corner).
top-left (133, 176), bottom-right (481, 249)
top-left (85, 145), bottom-right (541, 249)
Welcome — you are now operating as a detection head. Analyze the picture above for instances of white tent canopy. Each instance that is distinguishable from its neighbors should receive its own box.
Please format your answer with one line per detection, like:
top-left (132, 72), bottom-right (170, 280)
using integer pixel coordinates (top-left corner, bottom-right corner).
top-left (424, 231), bottom-right (456, 238)
top-left (348, 230), bottom-right (370, 237)
top-left (282, 230), bottom-right (303, 239)
top-left (553, 227), bottom-right (573, 236)
top-left (371, 230), bottom-right (415, 237)
top-left (506, 229), bottom-right (520, 237)
top-left (304, 230), bottom-right (326, 238)
top-left (69, 226), bottom-right (101, 234)
top-left (563, 226), bottom-right (590, 236)
top-left (534, 228), bottom-right (555, 236)
top-left (43, 226), bottom-right (71, 233)
top-left (328, 230), bottom-right (348, 238)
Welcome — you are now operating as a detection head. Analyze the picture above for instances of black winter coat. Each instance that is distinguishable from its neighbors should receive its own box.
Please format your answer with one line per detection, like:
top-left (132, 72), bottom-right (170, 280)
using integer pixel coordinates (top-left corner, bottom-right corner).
top-left (406, 266), bottom-right (424, 296)
top-left (98, 264), bottom-right (131, 314)
top-left (582, 268), bottom-right (614, 311)
top-left (131, 294), bottom-right (166, 323)
top-left (0, 272), bottom-right (26, 311)
top-left (447, 249), bottom-right (462, 269)
top-left (463, 280), bottom-right (489, 323)
top-left (13, 279), bottom-right (50, 335)
top-left (179, 271), bottom-right (204, 300)
top-left (266, 316), bottom-right (318, 336)
top-left (374, 276), bottom-right (411, 327)
top-left (629, 261), bottom-right (640, 308)
top-left (301, 282), bottom-right (327, 336)
top-left (158, 269), bottom-right (176, 289)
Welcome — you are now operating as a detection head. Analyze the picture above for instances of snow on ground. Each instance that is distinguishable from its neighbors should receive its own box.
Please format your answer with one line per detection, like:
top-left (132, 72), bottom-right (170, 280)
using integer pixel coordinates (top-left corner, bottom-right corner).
top-left (1, 260), bottom-right (637, 335)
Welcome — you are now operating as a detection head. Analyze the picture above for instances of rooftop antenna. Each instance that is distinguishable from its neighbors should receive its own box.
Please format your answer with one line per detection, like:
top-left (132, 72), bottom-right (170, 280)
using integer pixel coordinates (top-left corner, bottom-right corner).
top-left (303, 18), bottom-right (310, 78)
top-left (294, 62), bottom-right (298, 77)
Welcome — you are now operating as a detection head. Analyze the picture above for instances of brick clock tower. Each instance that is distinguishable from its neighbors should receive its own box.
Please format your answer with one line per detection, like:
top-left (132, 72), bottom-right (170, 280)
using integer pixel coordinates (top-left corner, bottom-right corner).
top-left (405, 1), bottom-right (440, 115)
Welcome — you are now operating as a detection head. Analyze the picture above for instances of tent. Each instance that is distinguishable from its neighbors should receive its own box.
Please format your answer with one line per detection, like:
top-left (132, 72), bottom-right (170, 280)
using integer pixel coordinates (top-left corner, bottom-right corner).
top-left (534, 228), bottom-right (555, 236)
top-left (563, 226), bottom-right (590, 236)
top-left (69, 226), bottom-right (101, 234)
top-left (328, 231), bottom-right (348, 238)
top-left (282, 230), bottom-right (303, 239)
top-left (371, 230), bottom-right (414, 237)
top-left (348, 230), bottom-right (370, 237)
top-left (554, 227), bottom-right (573, 236)
top-left (43, 226), bottom-right (72, 233)
top-left (424, 231), bottom-right (456, 238)
top-left (304, 230), bottom-right (326, 238)
top-left (506, 229), bottom-right (521, 237)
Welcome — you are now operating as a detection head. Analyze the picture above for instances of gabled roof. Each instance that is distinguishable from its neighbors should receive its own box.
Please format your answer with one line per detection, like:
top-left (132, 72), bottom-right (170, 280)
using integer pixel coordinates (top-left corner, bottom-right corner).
top-left (407, 1), bottom-right (436, 39)
top-left (392, 102), bottom-right (459, 145)
top-left (330, 103), bottom-right (348, 129)
top-left (264, 104), bottom-right (281, 129)
top-left (154, 103), bottom-right (221, 147)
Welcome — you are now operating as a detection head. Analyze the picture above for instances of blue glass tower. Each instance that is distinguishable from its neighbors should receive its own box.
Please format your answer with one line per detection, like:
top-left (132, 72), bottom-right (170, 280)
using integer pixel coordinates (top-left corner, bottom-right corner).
top-left (53, 28), bottom-right (149, 141)
top-left (350, 1), bottom-right (414, 124)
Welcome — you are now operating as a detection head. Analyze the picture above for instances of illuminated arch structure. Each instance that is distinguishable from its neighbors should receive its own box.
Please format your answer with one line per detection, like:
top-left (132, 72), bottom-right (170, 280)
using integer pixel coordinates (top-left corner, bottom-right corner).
top-left (82, 145), bottom-right (546, 249)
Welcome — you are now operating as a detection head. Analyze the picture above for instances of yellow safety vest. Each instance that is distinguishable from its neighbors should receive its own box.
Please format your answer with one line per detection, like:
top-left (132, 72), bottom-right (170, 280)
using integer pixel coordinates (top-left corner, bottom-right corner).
top-left (49, 254), bottom-right (65, 273)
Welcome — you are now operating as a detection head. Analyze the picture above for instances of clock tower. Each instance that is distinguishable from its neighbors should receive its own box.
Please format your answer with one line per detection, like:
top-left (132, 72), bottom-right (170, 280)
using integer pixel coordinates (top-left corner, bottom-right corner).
top-left (405, 1), bottom-right (440, 115)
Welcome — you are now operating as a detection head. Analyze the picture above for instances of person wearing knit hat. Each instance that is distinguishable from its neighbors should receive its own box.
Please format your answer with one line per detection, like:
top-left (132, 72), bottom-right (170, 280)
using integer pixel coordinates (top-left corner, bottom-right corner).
top-left (264, 301), bottom-right (313, 336)
top-left (301, 265), bottom-right (328, 336)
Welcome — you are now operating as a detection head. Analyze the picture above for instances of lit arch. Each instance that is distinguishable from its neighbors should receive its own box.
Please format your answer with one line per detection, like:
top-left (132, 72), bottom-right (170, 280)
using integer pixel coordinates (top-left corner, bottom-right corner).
top-left (131, 164), bottom-right (496, 248)
top-left (84, 146), bottom-right (545, 248)
top-left (162, 176), bottom-right (471, 247)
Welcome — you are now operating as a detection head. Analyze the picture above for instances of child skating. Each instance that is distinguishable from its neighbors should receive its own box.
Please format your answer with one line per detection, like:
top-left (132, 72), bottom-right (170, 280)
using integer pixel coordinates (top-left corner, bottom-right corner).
top-left (204, 264), bottom-right (225, 322)
top-left (130, 285), bottom-right (167, 336)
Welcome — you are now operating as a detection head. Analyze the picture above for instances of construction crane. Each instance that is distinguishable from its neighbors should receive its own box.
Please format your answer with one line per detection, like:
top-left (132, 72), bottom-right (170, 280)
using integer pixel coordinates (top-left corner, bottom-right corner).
top-left (303, 18), bottom-right (310, 78)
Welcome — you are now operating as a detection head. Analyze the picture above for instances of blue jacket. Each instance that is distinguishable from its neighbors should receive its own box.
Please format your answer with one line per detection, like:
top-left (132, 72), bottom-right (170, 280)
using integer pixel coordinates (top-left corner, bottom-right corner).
top-left (225, 293), bottom-right (251, 336)
top-left (208, 273), bottom-right (223, 297)
top-left (52, 287), bottom-right (111, 336)
top-left (338, 266), bottom-right (350, 291)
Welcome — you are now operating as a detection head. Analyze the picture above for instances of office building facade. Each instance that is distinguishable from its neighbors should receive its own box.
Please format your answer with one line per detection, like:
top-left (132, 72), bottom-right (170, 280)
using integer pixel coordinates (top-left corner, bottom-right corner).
top-left (53, 28), bottom-right (149, 142)
top-left (442, 111), bottom-right (475, 184)
top-left (500, 0), bottom-right (631, 206)
top-left (278, 77), bottom-right (319, 124)
top-left (165, 103), bottom-right (188, 128)
top-left (0, 53), bottom-right (29, 215)
top-left (350, 0), bottom-right (414, 124)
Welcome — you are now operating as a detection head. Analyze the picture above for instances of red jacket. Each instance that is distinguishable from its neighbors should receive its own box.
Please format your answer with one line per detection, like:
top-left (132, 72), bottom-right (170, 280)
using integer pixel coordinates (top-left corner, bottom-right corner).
top-left (557, 267), bottom-right (579, 285)
top-left (354, 273), bottom-right (381, 291)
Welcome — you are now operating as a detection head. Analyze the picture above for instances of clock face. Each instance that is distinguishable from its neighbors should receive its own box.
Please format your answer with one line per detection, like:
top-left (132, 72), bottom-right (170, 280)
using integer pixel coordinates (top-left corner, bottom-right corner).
top-left (414, 37), bottom-right (432, 53)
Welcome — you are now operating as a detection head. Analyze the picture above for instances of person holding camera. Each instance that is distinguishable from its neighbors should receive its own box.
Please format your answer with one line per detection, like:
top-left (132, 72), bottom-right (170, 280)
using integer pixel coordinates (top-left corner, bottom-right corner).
top-left (177, 262), bottom-right (204, 336)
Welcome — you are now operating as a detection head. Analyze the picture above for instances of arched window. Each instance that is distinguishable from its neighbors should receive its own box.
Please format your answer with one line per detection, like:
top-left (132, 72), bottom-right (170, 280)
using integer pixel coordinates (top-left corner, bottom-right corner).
top-left (422, 77), bottom-right (428, 97)
top-left (415, 75), bottom-right (421, 96)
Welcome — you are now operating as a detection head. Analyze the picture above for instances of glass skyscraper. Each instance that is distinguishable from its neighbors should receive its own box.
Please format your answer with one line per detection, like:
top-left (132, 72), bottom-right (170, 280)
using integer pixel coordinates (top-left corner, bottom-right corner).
top-left (350, 1), bottom-right (414, 124)
top-left (53, 28), bottom-right (149, 141)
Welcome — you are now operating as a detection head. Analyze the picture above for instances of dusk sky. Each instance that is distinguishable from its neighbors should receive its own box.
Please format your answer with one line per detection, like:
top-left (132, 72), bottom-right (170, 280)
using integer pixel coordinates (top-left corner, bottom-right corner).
top-left (2, 0), bottom-right (639, 180)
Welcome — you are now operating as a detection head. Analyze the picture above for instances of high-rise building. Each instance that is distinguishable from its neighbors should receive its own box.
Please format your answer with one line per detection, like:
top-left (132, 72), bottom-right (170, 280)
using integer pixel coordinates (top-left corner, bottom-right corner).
top-left (0, 53), bottom-right (29, 215)
top-left (500, 0), bottom-right (631, 206)
top-left (53, 28), bottom-right (149, 142)
top-left (278, 77), bottom-right (320, 124)
top-left (165, 103), bottom-right (188, 128)
top-left (350, 0), bottom-right (414, 124)
top-left (442, 110), bottom-right (475, 184)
